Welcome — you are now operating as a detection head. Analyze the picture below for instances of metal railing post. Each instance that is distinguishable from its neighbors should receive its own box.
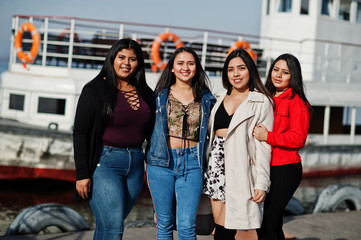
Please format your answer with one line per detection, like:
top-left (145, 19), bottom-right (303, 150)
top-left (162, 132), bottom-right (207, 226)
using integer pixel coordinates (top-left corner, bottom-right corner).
top-left (323, 106), bottom-right (330, 144)
top-left (350, 107), bottom-right (357, 144)
top-left (67, 19), bottom-right (75, 69)
top-left (10, 16), bottom-right (19, 66)
top-left (321, 43), bottom-right (329, 82)
top-left (201, 31), bottom-right (208, 68)
top-left (119, 24), bottom-right (124, 39)
top-left (41, 18), bottom-right (49, 66)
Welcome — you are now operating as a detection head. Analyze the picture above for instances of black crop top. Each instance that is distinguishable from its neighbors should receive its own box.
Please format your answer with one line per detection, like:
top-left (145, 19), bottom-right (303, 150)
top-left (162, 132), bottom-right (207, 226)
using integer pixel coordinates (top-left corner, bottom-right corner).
top-left (214, 101), bottom-right (233, 131)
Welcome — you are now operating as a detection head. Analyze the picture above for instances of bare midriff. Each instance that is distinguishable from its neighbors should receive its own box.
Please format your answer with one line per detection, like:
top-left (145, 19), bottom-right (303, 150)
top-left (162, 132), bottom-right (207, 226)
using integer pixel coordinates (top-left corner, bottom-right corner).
top-left (215, 128), bottom-right (228, 138)
top-left (168, 136), bottom-right (199, 149)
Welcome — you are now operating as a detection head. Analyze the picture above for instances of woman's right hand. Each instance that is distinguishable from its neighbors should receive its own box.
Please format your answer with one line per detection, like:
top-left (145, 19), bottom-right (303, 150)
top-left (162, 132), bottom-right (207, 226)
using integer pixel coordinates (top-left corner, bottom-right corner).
top-left (253, 123), bottom-right (268, 141)
top-left (76, 178), bottom-right (92, 199)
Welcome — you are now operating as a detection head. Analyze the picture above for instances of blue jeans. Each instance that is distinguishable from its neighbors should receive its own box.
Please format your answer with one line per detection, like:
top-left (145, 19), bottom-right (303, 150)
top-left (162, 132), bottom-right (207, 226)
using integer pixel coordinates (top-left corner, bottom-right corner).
top-left (147, 145), bottom-right (203, 240)
top-left (89, 146), bottom-right (144, 240)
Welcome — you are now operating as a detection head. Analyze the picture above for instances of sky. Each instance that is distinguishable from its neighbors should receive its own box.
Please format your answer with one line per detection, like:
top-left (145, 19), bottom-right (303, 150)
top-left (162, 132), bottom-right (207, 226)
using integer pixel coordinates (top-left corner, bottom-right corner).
top-left (0, 0), bottom-right (262, 62)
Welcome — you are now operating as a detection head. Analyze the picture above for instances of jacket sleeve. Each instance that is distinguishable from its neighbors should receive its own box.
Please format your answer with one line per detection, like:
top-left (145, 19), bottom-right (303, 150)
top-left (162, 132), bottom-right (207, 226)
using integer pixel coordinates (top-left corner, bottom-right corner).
top-left (73, 86), bottom-right (96, 180)
top-left (144, 90), bottom-right (156, 154)
top-left (254, 99), bottom-right (274, 191)
top-left (266, 98), bottom-right (310, 149)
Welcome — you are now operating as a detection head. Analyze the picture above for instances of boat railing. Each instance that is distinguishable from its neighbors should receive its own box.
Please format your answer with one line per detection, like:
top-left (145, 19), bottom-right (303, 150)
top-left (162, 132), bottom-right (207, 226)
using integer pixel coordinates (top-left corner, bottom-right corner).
top-left (9, 15), bottom-right (361, 83)
top-left (9, 15), bottom-right (262, 76)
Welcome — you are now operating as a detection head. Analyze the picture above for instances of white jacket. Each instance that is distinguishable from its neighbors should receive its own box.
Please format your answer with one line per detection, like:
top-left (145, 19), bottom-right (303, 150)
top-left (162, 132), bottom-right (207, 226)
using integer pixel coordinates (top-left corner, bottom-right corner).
top-left (207, 90), bottom-right (274, 229)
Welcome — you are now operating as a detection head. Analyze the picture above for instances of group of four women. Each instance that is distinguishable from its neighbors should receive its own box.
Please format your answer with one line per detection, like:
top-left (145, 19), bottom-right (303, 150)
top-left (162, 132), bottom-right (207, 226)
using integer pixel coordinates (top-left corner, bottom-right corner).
top-left (73, 39), bottom-right (312, 240)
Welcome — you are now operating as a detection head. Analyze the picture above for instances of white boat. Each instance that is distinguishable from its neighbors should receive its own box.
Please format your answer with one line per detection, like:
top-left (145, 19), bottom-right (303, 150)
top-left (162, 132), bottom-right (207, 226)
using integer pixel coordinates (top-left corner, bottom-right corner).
top-left (1, 0), bottom-right (361, 181)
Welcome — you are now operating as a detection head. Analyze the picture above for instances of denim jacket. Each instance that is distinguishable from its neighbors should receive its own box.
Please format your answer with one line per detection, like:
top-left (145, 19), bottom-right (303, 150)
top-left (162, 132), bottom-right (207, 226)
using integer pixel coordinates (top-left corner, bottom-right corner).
top-left (146, 88), bottom-right (216, 172)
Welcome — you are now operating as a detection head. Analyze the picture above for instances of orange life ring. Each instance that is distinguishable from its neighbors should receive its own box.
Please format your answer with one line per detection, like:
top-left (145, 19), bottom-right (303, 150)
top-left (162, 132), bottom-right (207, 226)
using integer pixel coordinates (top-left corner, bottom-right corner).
top-left (151, 32), bottom-right (184, 72)
top-left (228, 41), bottom-right (257, 60)
top-left (14, 22), bottom-right (41, 64)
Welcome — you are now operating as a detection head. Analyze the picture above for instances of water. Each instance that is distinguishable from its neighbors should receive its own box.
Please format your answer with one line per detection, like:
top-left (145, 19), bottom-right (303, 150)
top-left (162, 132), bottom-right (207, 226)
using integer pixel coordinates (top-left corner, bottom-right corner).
top-left (1, 174), bottom-right (361, 236)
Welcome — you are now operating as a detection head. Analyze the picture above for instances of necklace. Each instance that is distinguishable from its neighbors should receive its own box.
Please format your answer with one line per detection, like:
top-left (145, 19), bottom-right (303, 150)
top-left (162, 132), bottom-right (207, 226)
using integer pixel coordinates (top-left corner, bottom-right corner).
top-left (275, 88), bottom-right (289, 93)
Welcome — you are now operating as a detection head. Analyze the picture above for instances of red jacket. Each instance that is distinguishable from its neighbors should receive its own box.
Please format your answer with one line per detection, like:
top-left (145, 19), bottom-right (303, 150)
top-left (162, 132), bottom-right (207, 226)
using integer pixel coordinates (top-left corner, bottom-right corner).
top-left (266, 89), bottom-right (310, 166)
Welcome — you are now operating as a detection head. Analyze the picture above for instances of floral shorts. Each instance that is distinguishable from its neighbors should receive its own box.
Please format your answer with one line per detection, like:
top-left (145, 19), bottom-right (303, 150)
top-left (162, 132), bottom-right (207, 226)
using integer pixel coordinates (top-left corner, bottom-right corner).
top-left (203, 135), bottom-right (226, 203)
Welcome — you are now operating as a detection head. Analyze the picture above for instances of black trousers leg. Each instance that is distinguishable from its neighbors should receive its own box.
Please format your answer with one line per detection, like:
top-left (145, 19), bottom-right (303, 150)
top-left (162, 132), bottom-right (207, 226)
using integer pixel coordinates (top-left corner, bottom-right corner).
top-left (214, 224), bottom-right (225, 240)
top-left (257, 162), bottom-right (302, 240)
top-left (224, 228), bottom-right (236, 239)
top-left (214, 224), bottom-right (236, 240)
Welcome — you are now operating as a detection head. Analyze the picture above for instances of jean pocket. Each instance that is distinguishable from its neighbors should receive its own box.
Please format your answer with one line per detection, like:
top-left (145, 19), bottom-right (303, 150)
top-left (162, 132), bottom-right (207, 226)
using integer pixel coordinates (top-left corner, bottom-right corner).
top-left (100, 147), bottom-right (111, 159)
top-left (190, 145), bottom-right (199, 162)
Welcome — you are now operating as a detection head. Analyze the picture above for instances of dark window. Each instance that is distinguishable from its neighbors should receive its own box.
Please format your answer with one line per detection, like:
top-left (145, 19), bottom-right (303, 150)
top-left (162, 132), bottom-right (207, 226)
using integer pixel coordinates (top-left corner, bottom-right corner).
top-left (300, 0), bottom-right (309, 14)
top-left (266, 0), bottom-right (271, 15)
top-left (278, 0), bottom-right (292, 12)
top-left (309, 106), bottom-right (345, 134)
top-left (38, 97), bottom-right (66, 115)
top-left (357, 2), bottom-right (361, 23)
top-left (339, 0), bottom-right (351, 21)
top-left (9, 93), bottom-right (25, 111)
top-left (321, 0), bottom-right (333, 15)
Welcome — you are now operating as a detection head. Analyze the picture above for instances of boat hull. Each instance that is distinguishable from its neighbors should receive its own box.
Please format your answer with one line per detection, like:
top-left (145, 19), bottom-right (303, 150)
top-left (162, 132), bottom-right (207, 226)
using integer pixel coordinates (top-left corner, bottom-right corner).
top-left (1, 119), bottom-right (361, 182)
top-left (0, 165), bottom-right (75, 182)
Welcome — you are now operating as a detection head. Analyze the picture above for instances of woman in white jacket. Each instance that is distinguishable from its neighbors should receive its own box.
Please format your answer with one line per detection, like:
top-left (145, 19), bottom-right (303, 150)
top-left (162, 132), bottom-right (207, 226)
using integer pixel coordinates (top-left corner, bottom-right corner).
top-left (204, 49), bottom-right (274, 239)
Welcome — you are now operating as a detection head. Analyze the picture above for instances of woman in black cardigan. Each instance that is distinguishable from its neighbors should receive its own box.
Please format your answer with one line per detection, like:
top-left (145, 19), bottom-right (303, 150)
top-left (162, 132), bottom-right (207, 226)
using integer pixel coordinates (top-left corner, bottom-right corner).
top-left (73, 39), bottom-right (154, 240)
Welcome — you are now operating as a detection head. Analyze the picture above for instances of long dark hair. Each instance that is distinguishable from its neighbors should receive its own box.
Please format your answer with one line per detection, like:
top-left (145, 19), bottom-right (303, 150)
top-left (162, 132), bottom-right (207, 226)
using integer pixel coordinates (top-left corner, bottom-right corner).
top-left (154, 47), bottom-right (210, 102)
top-left (97, 39), bottom-right (152, 123)
top-left (222, 49), bottom-right (273, 103)
top-left (265, 53), bottom-right (312, 116)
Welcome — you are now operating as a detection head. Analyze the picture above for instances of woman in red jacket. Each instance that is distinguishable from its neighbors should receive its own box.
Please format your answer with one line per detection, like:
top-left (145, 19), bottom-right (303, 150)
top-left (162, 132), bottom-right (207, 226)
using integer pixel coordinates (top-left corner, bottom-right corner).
top-left (253, 53), bottom-right (312, 240)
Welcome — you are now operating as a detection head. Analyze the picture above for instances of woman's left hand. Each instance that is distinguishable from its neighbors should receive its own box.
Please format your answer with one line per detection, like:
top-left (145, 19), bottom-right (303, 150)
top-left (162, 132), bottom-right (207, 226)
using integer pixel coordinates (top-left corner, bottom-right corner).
top-left (252, 189), bottom-right (266, 203)
top-left (253, 124), bottom-right (268, 141)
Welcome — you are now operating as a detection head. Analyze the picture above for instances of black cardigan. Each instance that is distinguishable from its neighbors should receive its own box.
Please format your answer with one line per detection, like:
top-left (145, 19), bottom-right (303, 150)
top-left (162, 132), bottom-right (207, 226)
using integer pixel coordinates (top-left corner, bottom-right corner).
top-left (73, 76), bottom-right (154, 181)
top-left (73, 76), bottom-right (105, 181)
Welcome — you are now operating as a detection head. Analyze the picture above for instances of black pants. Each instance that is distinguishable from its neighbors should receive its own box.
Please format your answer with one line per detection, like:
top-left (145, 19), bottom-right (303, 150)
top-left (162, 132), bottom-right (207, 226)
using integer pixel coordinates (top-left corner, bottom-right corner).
top-left (257, 162), bottom-right (302, 240)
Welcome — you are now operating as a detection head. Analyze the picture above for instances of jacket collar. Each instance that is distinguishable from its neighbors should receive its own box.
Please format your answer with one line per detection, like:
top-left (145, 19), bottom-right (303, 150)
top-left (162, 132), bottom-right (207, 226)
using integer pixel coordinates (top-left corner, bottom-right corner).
top-left (216, 90), bottom-right (264, 140)
top-left (275, 88), bottom-right (292, 99)
top-left (217, 90), bottom-right (264, 102)
top-left (202, 89), bottom-right (216, 102)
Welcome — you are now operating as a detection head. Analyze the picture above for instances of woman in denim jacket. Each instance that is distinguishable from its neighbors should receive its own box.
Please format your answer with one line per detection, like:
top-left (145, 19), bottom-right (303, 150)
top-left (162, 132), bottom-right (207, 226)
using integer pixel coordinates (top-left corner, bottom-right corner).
top-left (146, 47), bottom-right (216, 240)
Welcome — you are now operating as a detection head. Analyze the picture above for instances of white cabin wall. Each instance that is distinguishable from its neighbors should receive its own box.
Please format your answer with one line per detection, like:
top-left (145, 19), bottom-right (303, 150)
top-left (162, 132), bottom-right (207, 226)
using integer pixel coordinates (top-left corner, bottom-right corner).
top-left (260, 0), bottom-right (361, 84)
top-left (260, 0), bottom-right (319, 81)
top-left (315, 0), bottom-right (361, 83)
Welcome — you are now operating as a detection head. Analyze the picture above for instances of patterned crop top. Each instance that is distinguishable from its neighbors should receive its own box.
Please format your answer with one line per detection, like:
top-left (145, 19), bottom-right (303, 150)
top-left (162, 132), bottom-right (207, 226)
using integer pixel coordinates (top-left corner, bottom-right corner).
top-left (167, 91), bottom-right (201, 141)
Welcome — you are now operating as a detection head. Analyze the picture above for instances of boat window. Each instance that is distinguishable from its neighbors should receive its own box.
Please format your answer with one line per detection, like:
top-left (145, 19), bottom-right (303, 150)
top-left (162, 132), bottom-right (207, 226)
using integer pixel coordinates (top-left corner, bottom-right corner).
top-left (343, 107), bottom-right (361, 134)
top-left (309, 106), bottom-right (345, 134)
top-left (278, 0), bottom-right (292, 12)
top-left (300, 0), bottom-right (309, 14)
top-left (339, 0), bottom-right (351, 21)
top-left (37, 97), bottom-right (66, 115)
top-left (9, 93), bottom-right (25, 111)
top-left (321, 0), bottom-right (334, 16)
top-left (357, 2), bottom-right (361, 23)
top-left (266, 0), bottom-right (271, 15)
